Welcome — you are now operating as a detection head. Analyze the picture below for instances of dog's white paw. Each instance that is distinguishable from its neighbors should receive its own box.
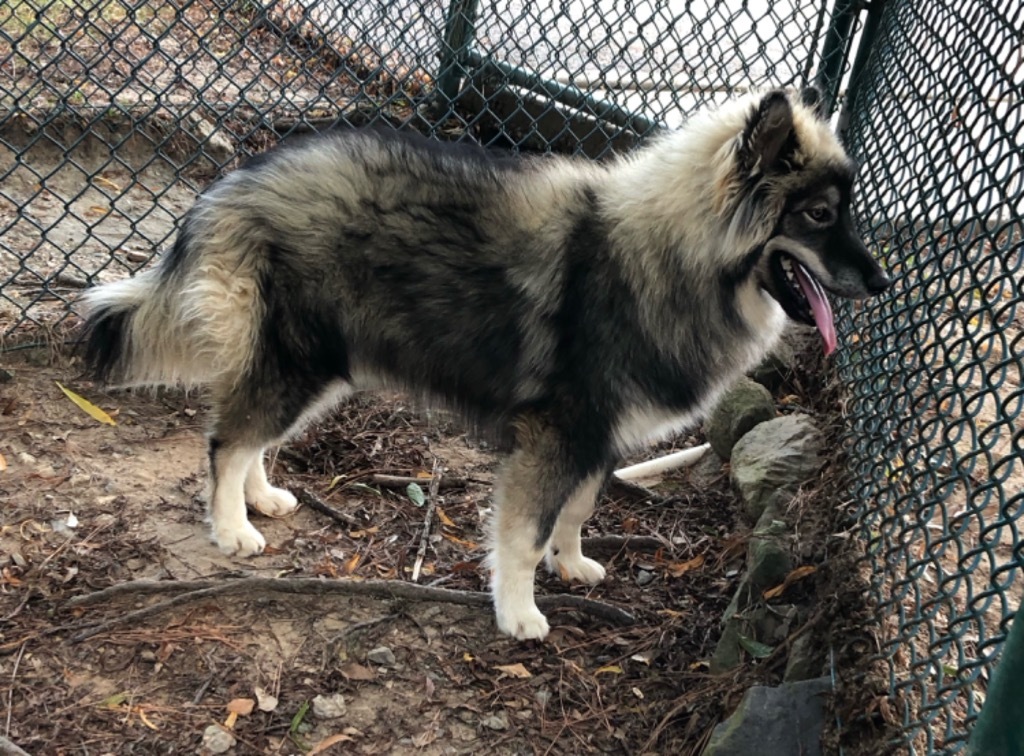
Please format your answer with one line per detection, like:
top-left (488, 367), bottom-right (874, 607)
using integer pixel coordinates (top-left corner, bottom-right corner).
top-left (496, 602), bottom-right (550, 641)
top-left (549, 553), bottom-right (606, 585)
top-left (214, 520), bottom-right (267, 557)
top-left (248, 486), bottom-right (298, 517)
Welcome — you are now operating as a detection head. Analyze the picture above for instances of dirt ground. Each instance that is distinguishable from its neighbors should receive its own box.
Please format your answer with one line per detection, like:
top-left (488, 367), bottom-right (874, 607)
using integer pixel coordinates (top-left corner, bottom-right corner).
top-left (2, 348), bottom-right (815, 755)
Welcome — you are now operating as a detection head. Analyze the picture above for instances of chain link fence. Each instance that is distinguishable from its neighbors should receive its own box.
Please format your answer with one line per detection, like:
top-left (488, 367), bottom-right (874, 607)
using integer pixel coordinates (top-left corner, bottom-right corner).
top-left (1, 0), bottom-right (1022, 753)
top-left (838, 0), bottom-right (1023, 753)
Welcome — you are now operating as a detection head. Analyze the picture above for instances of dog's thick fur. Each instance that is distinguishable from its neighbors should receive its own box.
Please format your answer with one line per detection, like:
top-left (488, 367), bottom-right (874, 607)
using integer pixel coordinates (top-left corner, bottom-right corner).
top-left (81, 89), bottom-right (889, 639)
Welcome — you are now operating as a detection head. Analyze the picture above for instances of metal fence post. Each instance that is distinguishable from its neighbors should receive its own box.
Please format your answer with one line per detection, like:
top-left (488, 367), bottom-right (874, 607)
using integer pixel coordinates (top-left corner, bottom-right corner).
top-left (815, 0), bottom-right (863, 117)
top-left (835, 0), bottom-right (889, 141)
top-left (434, 0), bottom-right (481, 106)
top-left (968, 611), bottom-right (1024, 755)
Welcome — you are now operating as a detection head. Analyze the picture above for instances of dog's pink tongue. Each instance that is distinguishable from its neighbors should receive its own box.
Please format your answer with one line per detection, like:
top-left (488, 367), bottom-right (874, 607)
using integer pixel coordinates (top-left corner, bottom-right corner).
top-left (792, 262), bottom-right (837, 355)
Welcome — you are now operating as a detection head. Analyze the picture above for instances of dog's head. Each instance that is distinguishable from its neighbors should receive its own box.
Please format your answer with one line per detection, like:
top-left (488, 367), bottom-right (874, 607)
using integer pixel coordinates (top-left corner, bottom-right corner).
top-left (719, 88), bottom-right (891, 354)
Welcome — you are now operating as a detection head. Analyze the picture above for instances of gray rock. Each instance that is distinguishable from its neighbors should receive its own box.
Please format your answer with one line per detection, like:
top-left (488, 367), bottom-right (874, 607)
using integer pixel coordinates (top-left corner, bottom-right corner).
top-left (312, 692), bottom-right (347, 719)
top-left (704, 377), bottom-right (776, 460)
top-left (367, 646), bottom-right (396, 666)
top-left (201, 724), bottom-right (236, 753)
top-left (481, 711), bottom-right (509, 731)
top-left (747, 535), bottom-right (792, 591)
top-left (635, 569), bottom-right (655, 586)
top-left (704, 678), bottom-right (832, 756)
top-left (784, 633), bottom-right (822, 682)
top-left (730, 414), bottom-right (824, 522)
top-left (710, 621), bottom-right (744, 673)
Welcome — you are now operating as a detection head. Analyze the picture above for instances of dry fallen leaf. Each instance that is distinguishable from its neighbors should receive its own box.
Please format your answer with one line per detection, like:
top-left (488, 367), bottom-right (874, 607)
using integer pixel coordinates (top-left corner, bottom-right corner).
top-left (494, 663), bottom-right (531, 679)
top-left (340, 662), bottom-right (375, 681)
top-left (594, 665), bottom-right (623, 676)
top-left (665, 553), bottom-right (705, 577)
top-left (342, 552), bottom-right (361, 574)
top-left (441, 533), bottom-right (479, 550)
top-left (254, 686), bottom-right (278, 712)
top-left (436, 507), bottom-right (456, 528)
top-left (0, 452), bottom-right (6, 472)
top-left (308, 733), bottom-right (353, 754)
top-left (56, 382), bottom-right (116, 426)
top-left (763, 564), bottom-right (818, 600)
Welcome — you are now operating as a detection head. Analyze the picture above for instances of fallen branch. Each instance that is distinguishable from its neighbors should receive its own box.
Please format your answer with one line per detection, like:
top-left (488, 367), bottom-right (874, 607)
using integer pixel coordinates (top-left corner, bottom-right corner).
top-left (581, 535), bottom-right (668, 554)
top-left (297, 488), bottom-right (363, 527)
top-left (66, 576), bottom-right (635, 642)
top-left (370, 473), bottom-right (469, 491)
top-left (411, 459), bottom-right (443, 582)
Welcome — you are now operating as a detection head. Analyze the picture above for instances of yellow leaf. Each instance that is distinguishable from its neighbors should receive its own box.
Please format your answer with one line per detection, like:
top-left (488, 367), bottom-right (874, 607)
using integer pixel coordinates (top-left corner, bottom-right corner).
top-left (342, 552), bottom-right (362, 575)
top-left (348, 526), bottom-right (379, 538)
top-left (666, 554), bottom-right (704, 577)
top-left (0, 452), bottom-right (6, 472)
top-left (595, 665), bottom-right (623, 676)
top-left (494, 663), bottom-right (531, 679)
top-left (463, 652), bottom-right (474, 662)
top-left (56, 382), bottom-right (116, 426)
top-left (763, 564), bottom-right (818, 600)
top-left (436, 507), bottom-right (456, 528)
top-left (94, 175), bottom-right (121, 191)
top-left (136, 707), bottom-right (159, 730)
top-left (309, 734), bottom-right (354, 754)
top-left (441, 533), bottom-right (479, 550)
top-left (224, 711), bottom-right (238, 729)
top-left (326, 475), bottom-right (345, 491)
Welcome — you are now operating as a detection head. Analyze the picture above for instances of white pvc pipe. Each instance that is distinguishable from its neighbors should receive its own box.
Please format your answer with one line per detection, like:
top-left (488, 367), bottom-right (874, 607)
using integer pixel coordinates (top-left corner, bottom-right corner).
top-left (613, 443), bottom-right (711, 481)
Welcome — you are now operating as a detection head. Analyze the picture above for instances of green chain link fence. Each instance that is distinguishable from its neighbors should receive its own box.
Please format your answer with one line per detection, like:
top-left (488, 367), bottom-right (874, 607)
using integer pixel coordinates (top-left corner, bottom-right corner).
top-left (838, 0), bottom-right (1023, 753)
top-left (1, 1), bottom-right (1021, 753)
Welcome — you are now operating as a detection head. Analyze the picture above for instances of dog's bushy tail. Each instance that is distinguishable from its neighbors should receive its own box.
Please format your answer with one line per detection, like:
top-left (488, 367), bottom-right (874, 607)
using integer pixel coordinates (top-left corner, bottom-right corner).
top-left (80, 267), bottom-right (189, 387)
top-left (80, 231), bottom-right (265, 390)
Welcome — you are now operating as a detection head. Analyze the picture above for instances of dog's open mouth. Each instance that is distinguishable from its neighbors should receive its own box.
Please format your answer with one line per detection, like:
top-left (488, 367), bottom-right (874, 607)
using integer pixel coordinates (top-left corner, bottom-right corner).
top-left (770, 253), bottom-right (837, 355)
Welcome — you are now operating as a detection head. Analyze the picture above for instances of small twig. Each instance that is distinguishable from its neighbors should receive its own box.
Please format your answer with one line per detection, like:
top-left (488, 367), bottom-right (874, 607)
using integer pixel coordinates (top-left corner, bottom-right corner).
top-left (580, 535), bottom-right (669, 554)
top-left (65, 577), bottom-right (636, 642)
top-left (411, 460), bottom-right (443, 582)
top-left (371, 473), bottom-right (468, 491)
top-left (324, 613), bottom-right (400, 669)
top-left (0, 735), bottom-right (31, 756)
top-left (0, 591), bottom-right (32, 623)
top-left (5, 642), bottom-right (25, 739)
top-left (297, 488), bottom-right (363, 527)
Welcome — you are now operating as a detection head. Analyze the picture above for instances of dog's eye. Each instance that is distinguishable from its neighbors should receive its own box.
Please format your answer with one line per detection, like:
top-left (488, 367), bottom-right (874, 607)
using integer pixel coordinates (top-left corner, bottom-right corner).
top-left (804, 206), bottom-right (832, 224)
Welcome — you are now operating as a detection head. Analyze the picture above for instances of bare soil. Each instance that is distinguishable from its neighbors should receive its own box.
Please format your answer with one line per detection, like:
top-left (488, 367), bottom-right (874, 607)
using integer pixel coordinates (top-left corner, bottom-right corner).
top-left (1, 350), bottom-right (809, 755)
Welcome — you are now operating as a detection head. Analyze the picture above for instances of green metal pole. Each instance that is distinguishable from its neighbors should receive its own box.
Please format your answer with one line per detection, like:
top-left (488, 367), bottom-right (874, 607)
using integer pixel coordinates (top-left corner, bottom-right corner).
top-left (836, 0), bottom-right (890, 142)
top-left (814, 0), bottom-right (863, 117)
top-left (465, 51), bottom-right (659, 137)
top-left (435, 0), bottom-right (480, 106)
top-left (969, 609), bottom-right (1024, 755)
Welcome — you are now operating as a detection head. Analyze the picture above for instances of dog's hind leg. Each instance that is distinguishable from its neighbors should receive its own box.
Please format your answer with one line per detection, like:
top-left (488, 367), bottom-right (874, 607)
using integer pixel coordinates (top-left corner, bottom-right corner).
top-left (544, 474), bottom-right (606, 585)
top-left (489, 415), bottom-right (590, 640)
top-left (244, 450), bottom-right (298, 517)
top-left (206, 376), bottom-right (349, 556)
top-left (208, 440), bottom-right (268, 556)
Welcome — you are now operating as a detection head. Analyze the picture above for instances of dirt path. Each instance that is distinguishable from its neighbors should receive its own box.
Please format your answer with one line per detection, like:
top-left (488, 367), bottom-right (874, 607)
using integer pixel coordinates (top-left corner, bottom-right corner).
top-left (0, 354), bottom-right (774, 754)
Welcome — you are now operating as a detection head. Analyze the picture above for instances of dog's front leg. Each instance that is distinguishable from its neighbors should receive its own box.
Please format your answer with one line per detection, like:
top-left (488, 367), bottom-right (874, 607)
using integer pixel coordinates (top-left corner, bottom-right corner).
top-left (489, 418), bottom-right (585, 640)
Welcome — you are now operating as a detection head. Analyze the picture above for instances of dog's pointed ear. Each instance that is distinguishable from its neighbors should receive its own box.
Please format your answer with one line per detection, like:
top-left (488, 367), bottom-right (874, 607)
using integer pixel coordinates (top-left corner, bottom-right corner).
top-left (799, 85), bottom-right (827, 118)
top-left (740, 91), bottom-right (796, 175)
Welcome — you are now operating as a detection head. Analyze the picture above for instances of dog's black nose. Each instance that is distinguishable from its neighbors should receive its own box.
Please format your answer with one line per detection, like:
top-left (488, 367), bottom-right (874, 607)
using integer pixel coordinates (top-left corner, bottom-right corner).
top-left (867, 270), bottom-right (892, 294)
